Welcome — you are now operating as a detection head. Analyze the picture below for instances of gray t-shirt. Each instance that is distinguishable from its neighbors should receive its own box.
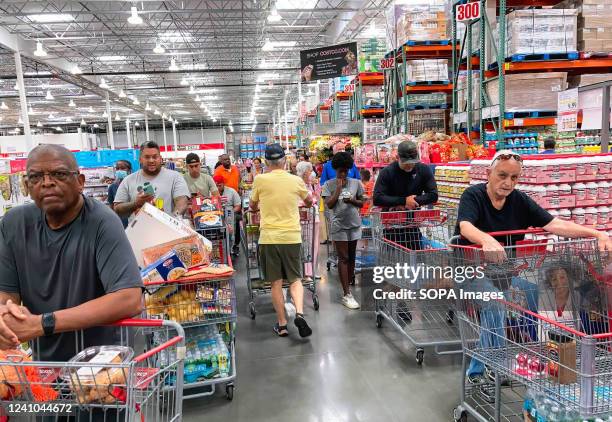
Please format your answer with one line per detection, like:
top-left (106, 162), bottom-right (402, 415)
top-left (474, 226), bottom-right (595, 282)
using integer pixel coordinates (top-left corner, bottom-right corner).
top-left (221, 187), bottom-right (241, 227)
top-left (183, 173), bottom-right (218, 197)
top-left (114, 168), bottom-right (190, 216)
top-left (322, 178), bottom-right (364, 233)
top-left (0, 197), bottom-right (143, 361)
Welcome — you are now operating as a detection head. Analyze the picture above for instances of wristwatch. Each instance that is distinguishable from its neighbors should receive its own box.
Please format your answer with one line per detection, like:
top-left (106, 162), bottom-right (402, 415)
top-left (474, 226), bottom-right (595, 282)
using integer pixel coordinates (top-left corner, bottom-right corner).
top-left (41, 312), bottom-right (56, 336)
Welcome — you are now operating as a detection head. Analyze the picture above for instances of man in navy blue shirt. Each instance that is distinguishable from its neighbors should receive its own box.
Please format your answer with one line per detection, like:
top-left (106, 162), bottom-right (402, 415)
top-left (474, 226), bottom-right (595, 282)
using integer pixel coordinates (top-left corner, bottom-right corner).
top-left (539, 137), bottom-right (556, 154)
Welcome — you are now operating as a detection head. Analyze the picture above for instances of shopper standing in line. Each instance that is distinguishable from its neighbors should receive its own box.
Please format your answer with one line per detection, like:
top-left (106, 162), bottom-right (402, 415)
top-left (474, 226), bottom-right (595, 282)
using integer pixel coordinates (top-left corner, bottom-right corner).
top-left (114, 141), bottom-right (190, 220)
top-left (0, 145), bottom-right (142, 362)
top-left (214, 153), bottom-right (242, 255)
top-left (242, 159), bottom-right (256, 184)
top-left (322, 152), bottom-right (365, 310)
top-left (319, 147), bottom-right (360, 186)
top-left (213, 174), bottom-right (242, 257)
top-left (456, 150), bottom-right (612, 394)
top-left (107, 159), bottom-right (132, 228)
top-left (249, 144), bottom-right (314, 338)
top-left (373, 139), bottom-right (438, 249)
top-left (253, 157), bottom-right (265, 175)
top-left (165, 157), bottom-right (176, 171)
top-left (183, 153), bottom-right (219, 198)
top-left (296, 161), bottom-right (321, 282)
top-left (540, 136), bottom-right (556, 154)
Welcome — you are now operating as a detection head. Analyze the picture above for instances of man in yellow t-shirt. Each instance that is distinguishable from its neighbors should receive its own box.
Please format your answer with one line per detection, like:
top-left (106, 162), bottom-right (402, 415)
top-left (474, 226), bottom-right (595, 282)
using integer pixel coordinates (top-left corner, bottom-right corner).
top-left (250, 144), bottom-right (314, 338)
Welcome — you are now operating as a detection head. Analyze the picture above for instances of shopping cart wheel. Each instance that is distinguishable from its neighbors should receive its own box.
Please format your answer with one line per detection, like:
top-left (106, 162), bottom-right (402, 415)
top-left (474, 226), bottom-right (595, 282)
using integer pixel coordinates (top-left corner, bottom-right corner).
top-left (249, 302), bottom-right (256, 320)
top-left (453, 407), bottom-right (467, 422)
top-left (376, 314), bottom-right (383, 328)
top-left (226, 384), bottom-right (234, 401)
top-left (313, 295), bottom-right (320, 311)
top-left (446, 310), bottom-right (455, 324)
top-left (416, 349), bottom-right (424, 365)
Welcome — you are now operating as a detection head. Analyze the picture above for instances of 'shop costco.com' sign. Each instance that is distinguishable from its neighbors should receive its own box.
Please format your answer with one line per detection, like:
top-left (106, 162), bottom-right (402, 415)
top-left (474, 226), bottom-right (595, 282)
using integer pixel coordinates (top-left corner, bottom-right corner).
top-left (300, 42), bottom-right (358, 82)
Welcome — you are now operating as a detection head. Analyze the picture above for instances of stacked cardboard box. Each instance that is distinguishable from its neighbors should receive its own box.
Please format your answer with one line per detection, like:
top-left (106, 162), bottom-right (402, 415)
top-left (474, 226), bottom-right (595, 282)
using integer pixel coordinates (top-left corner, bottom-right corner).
top-left (456, 71), bottom-right (480, 111)
top-left (557, 0), bottom-right (612, 53)
top-left (568, 73), bottom-right (612, 87)
top-left (496, 9), bottom-right (578, 56)
top-left (406, 59), bottom-right (449, 83)
top-left (486, 72), bottom-right (568, 110)
top-left (394, 3), bottom-right (448, 44)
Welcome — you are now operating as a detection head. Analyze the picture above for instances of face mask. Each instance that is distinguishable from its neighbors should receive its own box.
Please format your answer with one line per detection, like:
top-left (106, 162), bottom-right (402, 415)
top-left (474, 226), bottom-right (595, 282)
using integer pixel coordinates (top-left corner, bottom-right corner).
top-left (115, 170), bottom-right (128, 180)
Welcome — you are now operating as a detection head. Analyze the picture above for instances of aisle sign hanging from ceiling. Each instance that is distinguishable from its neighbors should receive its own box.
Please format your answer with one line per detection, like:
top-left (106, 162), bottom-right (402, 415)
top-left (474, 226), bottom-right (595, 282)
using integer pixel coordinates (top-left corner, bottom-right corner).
top-left (300, 42), bottom-right (358, 82)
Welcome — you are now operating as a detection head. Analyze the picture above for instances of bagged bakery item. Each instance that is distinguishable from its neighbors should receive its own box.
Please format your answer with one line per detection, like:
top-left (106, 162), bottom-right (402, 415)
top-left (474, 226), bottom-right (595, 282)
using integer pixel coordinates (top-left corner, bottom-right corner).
top-left (64, 346), bottom-right (134, 405)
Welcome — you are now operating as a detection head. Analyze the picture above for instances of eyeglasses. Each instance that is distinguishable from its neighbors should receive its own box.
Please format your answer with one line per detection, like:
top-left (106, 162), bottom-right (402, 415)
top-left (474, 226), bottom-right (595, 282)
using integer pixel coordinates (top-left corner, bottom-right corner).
top-left (492, 153), bottom-right (522, 164)
top-left (27, 170), bottom-right (79, 185)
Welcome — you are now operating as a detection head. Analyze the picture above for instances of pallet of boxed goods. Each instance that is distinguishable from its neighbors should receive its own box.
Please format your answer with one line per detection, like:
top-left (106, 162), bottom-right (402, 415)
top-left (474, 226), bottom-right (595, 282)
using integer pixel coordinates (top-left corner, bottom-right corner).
top-left (406, 59), bottom-right (449, 83)
top-left (486, 72), bottom-right (568, 111)
top-left (568, 73), bottom-right (612, 87)
top-left (390, 2), bottom-right (448, 45)
top-left (557, 0), bottom-right (612, 53)
top-left (495, 9), bottom-right (578, 58)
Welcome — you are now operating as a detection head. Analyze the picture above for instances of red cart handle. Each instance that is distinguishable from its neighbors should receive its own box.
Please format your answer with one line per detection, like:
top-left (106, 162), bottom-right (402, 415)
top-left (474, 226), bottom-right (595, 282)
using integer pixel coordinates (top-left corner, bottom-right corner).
top-left (111, 318), bottom-right (164, 327)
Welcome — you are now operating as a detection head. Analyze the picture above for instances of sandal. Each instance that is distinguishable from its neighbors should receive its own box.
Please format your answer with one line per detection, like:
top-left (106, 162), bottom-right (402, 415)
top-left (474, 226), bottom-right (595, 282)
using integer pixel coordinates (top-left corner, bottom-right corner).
top-left (273, 323), bottom-right (289, 337)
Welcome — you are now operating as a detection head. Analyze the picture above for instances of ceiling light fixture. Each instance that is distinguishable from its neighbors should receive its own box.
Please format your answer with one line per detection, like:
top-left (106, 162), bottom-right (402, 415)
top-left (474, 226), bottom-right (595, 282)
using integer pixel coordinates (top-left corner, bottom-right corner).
top-left (18, 116), bottom-right (23, 125)
top-left (115, 113), bottom-right (121, 121)
top-left (195, 95), bottom-right (201, 102)
top-left (154, 109), bottom-right (161, 115)
top-left (45, 90), bottom-right (54, 100)
top-left (262, 38), bottom-right (274, 51)
top-left (102, 110), bottom-right (108, 118)
top-left (37, 121), bottom-right (42, 127)
top-left (93, 123), bottom-right (99, 129)
top-left (189, 85), bottom-right (196, 94)
top-left (153, 43), bottom-right (165, 54)
top-left (88, 106), bottom-right (94, 113)
top-left (162, 113), bottom-right (167, 119)
top-left (28, 13), bottom-right (74, 23)
top-left (80, 118), bottom-right (86, 126)
top-left (69, 99), bottom-right (76, 107)
top-left (180, 77), bottom-right (188, 86)
top-left (28, 105), bottom-right (34, 114)
top-left (71, 64), bottom-right (82, 75)
top-left (268, 6), bottom-right (282, 22)
top-left (127, 6), bottom-right (143, 25)
top-left (118, 89), bottom-right (126, 98)
top-left (135, 121), bottom-right (140, 128)
top-left (65, 117), bottom-right (72, 123)
top-left (48, 113), bottom-right (54, 119)
top-left (13, 83), bottom-right (18, 91)
top-left (133, 97), bottom-right (140, 105)
top-left (0, 102), bottom-right (7, 110)
top-left (99, 78), bottom-right (109, 89)
top-left (55, 126), bottom-right (63, 131)
top-left (169, 58), bottom-right (179, 71)
top-left (33, 41), bottom-right (47, 57)
top-left (145, 101), bottom-right (151, 111)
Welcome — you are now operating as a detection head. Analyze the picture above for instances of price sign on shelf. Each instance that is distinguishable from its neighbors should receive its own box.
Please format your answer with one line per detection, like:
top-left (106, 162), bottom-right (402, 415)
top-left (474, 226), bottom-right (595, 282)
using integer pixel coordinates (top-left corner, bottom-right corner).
top-left (456, 1), bottom-right (481, 23)
top-left (379, 57), bottom-right (395, 70)
top-left (344, 83), bottom-right (355, 93)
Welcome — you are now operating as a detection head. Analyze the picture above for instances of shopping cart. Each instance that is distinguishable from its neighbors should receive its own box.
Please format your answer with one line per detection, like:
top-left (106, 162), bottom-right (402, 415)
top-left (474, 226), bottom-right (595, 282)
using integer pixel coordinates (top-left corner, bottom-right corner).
top-left (451, 229), bottom-right (611, 422)
top-left (355, 209), bottom-right (376, 276)
top-left (372, 207), bottom-right (461, 364)
top-left (242, 207), bottom-right (320, 320)
top-left (0, 318), bottom-right (185, 422)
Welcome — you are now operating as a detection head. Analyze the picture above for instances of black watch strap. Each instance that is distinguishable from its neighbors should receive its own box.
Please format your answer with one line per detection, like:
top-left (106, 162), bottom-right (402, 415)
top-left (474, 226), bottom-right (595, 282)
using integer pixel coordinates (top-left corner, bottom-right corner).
top-left (41, 312), bottom-right (56, 336)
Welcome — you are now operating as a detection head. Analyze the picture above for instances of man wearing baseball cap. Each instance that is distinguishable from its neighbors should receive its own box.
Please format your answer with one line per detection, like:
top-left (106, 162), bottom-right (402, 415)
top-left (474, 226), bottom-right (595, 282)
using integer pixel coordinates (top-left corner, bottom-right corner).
top-left (373, 139), bottom-right (438, 249)
top-left (183, 153), bottom-right (219, 198)
top-left (249, 144), bottom-right (314, 338)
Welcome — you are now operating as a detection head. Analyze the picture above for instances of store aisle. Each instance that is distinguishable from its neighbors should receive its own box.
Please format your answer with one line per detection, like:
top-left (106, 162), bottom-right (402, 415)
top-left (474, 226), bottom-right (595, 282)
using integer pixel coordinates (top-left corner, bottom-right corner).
top-left (183, 250), bottom-right (463, 422)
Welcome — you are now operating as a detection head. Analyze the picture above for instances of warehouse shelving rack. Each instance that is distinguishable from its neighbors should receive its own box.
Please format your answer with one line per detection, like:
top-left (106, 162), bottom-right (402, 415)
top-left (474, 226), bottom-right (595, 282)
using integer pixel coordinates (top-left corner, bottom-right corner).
top-left (451, 0), bottom-right (612, 146)
top-left (384, 42), bottom-right (457, 136)
top-left (351, 72), bottom-right (385, 121)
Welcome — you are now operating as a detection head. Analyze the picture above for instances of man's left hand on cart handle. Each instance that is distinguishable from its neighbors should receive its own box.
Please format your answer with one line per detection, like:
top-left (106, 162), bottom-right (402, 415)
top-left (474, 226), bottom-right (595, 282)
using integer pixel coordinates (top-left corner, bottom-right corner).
top-left (405, 195), bottom-right (420, 210)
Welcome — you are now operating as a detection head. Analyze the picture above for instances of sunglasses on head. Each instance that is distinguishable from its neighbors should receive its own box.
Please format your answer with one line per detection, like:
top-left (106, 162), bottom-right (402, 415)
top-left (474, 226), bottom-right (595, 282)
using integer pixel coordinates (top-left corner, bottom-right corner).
top-left (492, 153), bottom-right (522, 164)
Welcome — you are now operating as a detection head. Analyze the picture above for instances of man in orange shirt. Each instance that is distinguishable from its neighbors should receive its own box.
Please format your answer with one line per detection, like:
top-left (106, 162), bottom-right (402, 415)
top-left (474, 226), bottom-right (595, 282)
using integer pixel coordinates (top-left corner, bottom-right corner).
top-left (214, 153), bottom-right (242, 256)
top-left (214, 154), bottom-right (241, 192)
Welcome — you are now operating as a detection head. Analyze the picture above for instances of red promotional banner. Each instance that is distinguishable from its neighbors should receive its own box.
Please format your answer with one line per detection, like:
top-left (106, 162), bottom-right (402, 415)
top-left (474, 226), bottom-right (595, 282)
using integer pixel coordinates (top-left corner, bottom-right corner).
top-left (10, 159), bottom-right (27, 173)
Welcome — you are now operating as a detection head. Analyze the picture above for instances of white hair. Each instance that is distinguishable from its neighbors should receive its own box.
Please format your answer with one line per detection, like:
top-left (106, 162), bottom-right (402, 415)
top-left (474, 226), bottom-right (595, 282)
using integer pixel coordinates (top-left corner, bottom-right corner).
top-left (296, 161), bottom-right (313, 178)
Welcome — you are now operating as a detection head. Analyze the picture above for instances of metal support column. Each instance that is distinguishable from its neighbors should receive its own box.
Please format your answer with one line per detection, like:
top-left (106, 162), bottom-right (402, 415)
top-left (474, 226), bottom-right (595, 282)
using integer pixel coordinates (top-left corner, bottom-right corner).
top-left (145, 113), bottom-right (150, 142)
top-left (172, 119), bottom-right (178, 159)
top-left (602, 85), bottom-right (610, 153)
top-left (105, 93), bottom-right (115, 150)
top-left (284, 92), bottom-right (289, 151)
top-left (162, 118), bottom-right (168, 152)
top-left (125, 118), bottom-right (131, 148)
top-left (14, 51), bottom-right (32, 150)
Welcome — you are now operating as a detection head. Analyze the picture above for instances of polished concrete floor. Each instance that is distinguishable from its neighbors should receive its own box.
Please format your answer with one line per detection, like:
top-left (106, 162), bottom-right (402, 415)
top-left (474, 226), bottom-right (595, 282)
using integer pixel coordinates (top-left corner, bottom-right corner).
top-left (182, 250), bottom-right (464, 422)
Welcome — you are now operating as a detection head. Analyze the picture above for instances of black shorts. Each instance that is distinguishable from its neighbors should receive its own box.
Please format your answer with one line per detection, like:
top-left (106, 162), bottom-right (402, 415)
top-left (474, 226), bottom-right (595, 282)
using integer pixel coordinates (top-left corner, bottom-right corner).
top-left (259, 244), bottom-right (302, 283)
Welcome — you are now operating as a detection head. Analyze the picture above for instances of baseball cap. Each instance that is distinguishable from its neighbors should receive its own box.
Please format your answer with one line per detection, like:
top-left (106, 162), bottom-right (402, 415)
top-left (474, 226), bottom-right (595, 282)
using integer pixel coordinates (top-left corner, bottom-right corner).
top-left (185, 153), bottom-right (200, 165)
top-left (265, 143), bottom-right (286, 160)
top-left (397, 140), bottom-right (420, 164)
top-left (213, 175), bottom-right (224, 183)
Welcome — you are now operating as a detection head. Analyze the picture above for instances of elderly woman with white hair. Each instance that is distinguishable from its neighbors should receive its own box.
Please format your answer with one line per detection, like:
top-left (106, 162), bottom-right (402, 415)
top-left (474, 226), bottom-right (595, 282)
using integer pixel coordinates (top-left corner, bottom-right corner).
top-left (296, 160), bottom-right (320, 282)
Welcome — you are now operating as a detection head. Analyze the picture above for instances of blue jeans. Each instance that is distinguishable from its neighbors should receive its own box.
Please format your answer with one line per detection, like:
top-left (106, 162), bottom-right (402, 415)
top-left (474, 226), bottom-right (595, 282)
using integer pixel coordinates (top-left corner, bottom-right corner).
top-left (465, 276), bottom-right (538, 377)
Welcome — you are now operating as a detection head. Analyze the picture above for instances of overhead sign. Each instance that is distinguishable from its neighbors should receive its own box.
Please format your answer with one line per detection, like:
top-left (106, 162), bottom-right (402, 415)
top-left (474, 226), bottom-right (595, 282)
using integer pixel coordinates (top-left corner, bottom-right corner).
top-left (300, 42), bottom-right (358, 82)
top-left (456, 1), bottom-right (481, 22)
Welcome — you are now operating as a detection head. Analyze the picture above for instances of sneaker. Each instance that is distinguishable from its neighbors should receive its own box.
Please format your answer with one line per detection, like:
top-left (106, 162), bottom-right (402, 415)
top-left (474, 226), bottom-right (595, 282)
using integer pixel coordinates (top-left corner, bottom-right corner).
top-left (485, 366), bottom-right (510, 386)
top-left (342, 293), bottom-right (360, 310)
top-left (284, 301), bottom-right (296, 320)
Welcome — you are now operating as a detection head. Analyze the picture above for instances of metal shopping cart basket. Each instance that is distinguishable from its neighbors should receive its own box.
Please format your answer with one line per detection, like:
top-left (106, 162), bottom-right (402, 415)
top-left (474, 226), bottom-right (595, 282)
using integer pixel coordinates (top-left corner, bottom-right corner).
top-left (451, 229), bottom-right (612, 422)
top-left (241, 207), bottom-right (319, 320)
top-left (0, 318), bottom-right (185, 422)
top-left (355, 209), bottom-right (377, 276)
top-left (372, 207), bottom-right (460, 365)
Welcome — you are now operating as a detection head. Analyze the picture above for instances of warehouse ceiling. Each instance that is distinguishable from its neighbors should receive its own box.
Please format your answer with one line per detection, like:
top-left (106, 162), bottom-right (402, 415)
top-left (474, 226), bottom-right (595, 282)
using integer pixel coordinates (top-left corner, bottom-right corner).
top-left (0, 0), bottom-right (390, 133)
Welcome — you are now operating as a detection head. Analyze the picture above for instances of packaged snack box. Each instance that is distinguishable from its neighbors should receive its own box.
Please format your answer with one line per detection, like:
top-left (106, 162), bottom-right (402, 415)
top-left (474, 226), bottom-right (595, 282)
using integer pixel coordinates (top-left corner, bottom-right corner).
top-left (141, 250), bottom-right (187, 284)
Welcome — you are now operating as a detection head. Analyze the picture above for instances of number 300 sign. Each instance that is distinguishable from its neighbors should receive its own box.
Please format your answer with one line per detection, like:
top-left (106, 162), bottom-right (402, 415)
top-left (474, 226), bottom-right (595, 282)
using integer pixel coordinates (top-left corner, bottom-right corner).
top-left (456, 1), bottom-right (481, 22)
